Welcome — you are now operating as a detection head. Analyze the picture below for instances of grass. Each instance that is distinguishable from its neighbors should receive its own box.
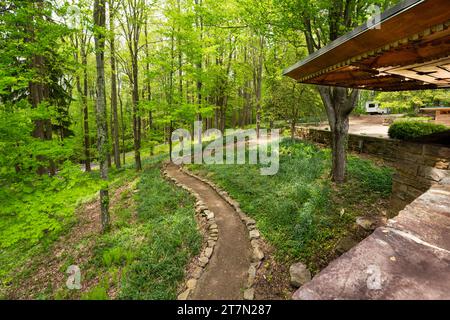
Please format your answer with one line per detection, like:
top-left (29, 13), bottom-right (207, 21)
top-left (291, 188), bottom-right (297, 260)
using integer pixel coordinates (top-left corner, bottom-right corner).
top-left (0, 165), bottom-right (105, 284)
top-left (1, 136), bottom-right (393, 297)
top-left (1, 147), bottom-right (201, 300)
top-left (187, 138), bottom-right (393, 273)
top-left (77, 157), bottom-right (201, 300)
top-left (0, 162), bottom-right (140, 298)
top-left (114, 159), bottom-right (201, 299)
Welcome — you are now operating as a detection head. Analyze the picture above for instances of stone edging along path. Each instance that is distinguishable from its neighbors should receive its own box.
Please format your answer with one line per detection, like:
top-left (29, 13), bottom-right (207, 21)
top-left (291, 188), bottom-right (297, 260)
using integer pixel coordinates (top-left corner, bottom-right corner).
top-left (162, 163), bottom-right (266, 300)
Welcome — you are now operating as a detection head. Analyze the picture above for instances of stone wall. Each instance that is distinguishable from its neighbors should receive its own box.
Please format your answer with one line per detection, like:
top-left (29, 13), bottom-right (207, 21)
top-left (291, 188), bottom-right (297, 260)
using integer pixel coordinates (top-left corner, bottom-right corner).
top-left (436, 110), bottom-right (450, 126)
top-left (295, 127), bottom-right (450, 215)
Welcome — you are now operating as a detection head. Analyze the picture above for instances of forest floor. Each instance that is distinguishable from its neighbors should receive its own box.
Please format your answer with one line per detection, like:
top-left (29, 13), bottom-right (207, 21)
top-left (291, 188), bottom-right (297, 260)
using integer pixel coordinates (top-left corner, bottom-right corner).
top-left (1, 137), bottom-right (394, 300)
top-left (1, 155), bottom-right (201, 300)
top-left (4, 180), bottom-right (136, 299)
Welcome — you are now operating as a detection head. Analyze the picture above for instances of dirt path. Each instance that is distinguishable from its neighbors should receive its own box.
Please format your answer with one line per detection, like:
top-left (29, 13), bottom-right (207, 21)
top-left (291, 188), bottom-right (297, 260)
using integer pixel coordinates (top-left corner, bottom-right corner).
top-left (166, 163), bottom-right (251, 300)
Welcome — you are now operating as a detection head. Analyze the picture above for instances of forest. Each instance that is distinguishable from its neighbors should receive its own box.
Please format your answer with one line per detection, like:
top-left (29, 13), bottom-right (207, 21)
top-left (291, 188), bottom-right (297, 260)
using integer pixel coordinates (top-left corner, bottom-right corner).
top-left (1, 0), bottom-right (449, 300)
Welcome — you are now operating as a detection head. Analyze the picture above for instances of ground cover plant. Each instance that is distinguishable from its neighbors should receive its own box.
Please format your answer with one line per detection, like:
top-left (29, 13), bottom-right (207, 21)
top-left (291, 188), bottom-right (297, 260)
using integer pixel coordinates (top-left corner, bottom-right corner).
top-left (1, 155), bottom-right (201, 300)
top-left (188, 139), bottom-right (394, 273)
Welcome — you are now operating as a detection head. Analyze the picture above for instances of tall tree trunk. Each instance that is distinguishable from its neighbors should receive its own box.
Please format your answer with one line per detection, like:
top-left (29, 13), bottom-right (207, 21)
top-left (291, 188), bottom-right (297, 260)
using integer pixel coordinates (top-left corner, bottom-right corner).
top-left (167, 30), bottom-right (175, 156)
top-left (29, 55), bottom-right (52, 175)
top-left (318, 86), bottom-right (358, 183)
top-left (109, 2), bottom-right (121, 169)
top-left (118, 81), bottom-right (126, 164)
top-left (28, 1), bottom-right (53, 175)
top-left (132, 54), bottom-right (142, 171)
top-left (195, 0), bottom-right (203, 144)
top-left (254, 35), bottom-right (264, 138)
top-left (82, 49), bottom-right (91, 172)
top-left (177, 0), bottom-right (183, 105)
top-left (144, 19), bottom-right (152, 130)
top-left (75, 35), bottom-right (91, 172)
top-left (302, 4), bottom-right (361, 183)
top-left (94, 0), bottom-right (110, 232)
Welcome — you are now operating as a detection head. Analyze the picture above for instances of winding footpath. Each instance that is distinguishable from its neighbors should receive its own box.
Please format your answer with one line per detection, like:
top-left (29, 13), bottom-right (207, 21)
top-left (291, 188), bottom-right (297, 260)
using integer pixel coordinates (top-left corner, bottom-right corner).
top-left (165, 163), bottom-right (255, 300)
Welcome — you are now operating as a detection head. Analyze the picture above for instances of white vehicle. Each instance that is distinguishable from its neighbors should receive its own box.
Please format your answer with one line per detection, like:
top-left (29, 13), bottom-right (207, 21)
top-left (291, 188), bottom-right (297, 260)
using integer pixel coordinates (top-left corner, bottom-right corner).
top-left (365, 101), bottom-right (390, 115)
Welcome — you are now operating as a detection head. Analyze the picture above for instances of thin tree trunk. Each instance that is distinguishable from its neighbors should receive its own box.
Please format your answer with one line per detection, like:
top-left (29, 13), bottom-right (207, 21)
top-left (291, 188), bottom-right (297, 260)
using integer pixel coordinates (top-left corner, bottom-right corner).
top-left (82, 50), bottom-right (91, 172)
top-left (94, 0), bottom-right (110, 232)
top-left (118, 83), bottom-right (126, 164)
top-left (109, 2), bottom-right (121, 169)
top-left (291, 120), bottom-right (296, 140)
top-left (75, 35), bottom-right (91, 172)
top-left (132, 56), bottom-right (142, 171)
top-left (144, 19), bottom-right (152, 130)
top-left (254, 35), bottom-right (264, 138)
top-left (195, 0), bottom-right (203, 144)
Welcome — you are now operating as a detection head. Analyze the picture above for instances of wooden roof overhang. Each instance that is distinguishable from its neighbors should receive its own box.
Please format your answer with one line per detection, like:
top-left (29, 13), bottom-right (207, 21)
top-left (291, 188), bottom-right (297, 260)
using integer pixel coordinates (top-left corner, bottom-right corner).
top-left (283, 0), bottom-right (450, 91)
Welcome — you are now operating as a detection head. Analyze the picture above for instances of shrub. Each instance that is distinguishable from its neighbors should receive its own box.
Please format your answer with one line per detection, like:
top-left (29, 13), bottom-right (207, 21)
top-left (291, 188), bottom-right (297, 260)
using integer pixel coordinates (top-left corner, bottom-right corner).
top-left (388, 121), bottom-right (448, 140)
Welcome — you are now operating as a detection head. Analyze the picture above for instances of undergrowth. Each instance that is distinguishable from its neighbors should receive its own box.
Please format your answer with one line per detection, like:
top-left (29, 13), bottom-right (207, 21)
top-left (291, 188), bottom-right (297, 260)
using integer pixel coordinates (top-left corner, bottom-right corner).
top-left (188, 138), bottom-right (393, 273)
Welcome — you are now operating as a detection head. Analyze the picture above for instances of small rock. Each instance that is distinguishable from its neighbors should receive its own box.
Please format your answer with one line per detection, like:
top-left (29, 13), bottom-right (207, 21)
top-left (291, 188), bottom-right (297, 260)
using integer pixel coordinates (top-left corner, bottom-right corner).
top-left (178, 289), bottom-right (191, 300)
top-left (247, 265), bottom-right (257, 287)
top-left (204, 247), bottom-right (213, 259)
top-left (236, 208), bottom-right (244, 216)
top-left (249, 230), bottom-right (260, 239)
top-left (246, 218), bottom-right (256, 226)
top-left (251, 239), bottom-right (260, 248)
top-left (198, 256), bottom-right (209, 267)
top-left (252, 247), bottom-right (264, 262)
top-left (289, 262), bottom-right (311, 288)
top-left (206, 211), bottom-right (215, 220)
top-left (247, 224), bottom-right (256, 231)
top-left (356, 217), bottom-right (377, 231)
top-left (186, 279), bottom-right (197, 290)
top-left (207, 240), bottom-right (216, 247)
top-left (336, 236), bottom-right (359, 254)
top-left (243, 288), bottom-right (254, 300)
top-left (209, 223), bottom-right (218, 230)
top-left (192, 267), bottom-right (203, 279)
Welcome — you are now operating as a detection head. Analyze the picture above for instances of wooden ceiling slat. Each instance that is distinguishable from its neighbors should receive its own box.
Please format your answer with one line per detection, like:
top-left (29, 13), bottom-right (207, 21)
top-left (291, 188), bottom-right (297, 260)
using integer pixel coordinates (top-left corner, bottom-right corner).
top-left (284, 0), bottom-right (450, 91)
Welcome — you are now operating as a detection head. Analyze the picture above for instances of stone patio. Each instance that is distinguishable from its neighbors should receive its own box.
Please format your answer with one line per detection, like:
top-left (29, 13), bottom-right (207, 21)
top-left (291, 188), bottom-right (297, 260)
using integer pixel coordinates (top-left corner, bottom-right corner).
top-left (293, 178), bottom-right (450, 300)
